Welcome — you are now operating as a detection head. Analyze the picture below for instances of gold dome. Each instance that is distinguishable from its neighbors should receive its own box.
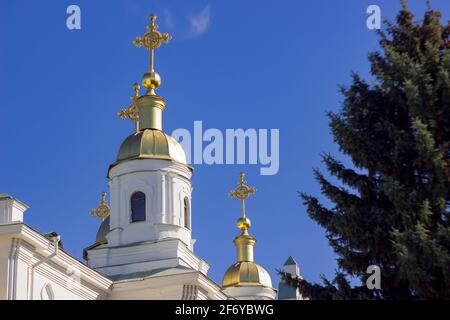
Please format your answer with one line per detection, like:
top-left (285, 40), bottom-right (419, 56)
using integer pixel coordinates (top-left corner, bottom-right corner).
top-left (142, 71), bottom-right (161, 91)
top-left (222, 173), bottom-right (274, 291)
top-left (222, 261), bottom-right (273, 288)
top-left (116, 129), bottom-right (187, 165)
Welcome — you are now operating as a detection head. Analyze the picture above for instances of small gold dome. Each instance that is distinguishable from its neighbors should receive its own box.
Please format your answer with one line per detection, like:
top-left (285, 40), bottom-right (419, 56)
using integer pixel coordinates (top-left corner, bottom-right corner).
top-left (237, 217), bottom-right (251, 231)
top-left (222, 261), bottom-right (273, 288)
top-left (142, 71), bottom-right (161, 90)
top-left (116, 129), bottom-right (187, 165)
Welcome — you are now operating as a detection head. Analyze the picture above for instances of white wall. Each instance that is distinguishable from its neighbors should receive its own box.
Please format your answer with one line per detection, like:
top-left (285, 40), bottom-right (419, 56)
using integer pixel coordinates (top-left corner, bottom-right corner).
top-left (0, 224), bottom-right (111, 300)
top-left (107, 159), bottom-right (193, 248)
top-left (0, 238), bottom-right (11, 300)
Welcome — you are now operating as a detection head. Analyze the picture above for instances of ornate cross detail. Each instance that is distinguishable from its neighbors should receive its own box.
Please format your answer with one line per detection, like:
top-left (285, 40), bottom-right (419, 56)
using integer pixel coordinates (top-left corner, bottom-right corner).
top-left (229, 172), bottom-right (256, 219)
top-left (133, 14), bottom-right (172, 73)
top-left (117, 83), bottom-right (140, 132)
top-left (90, 192), bottom-right (110, 221)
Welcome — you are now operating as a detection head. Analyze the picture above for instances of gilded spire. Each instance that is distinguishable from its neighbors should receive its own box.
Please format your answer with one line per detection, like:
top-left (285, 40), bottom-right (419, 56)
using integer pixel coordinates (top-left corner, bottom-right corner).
top-left (222, 173), bottom-right (275, 295)
top-left (90, 192), bottom-right (110, 221)
top-left (117, 83), bottom-right (140, 133)
top-left (133, 14), bottom-right (172, 95)
top-left (117, 14), bottom-right (171, 133)
top-left (229, 172), bottom-right (257, 262)
top-left (229, 172), bottom-right (256, 232)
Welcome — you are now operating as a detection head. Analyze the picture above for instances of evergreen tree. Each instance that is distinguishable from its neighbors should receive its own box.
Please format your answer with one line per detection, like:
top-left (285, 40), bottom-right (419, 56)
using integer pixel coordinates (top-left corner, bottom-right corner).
top-left (284, 2), bottom-right (450, 299)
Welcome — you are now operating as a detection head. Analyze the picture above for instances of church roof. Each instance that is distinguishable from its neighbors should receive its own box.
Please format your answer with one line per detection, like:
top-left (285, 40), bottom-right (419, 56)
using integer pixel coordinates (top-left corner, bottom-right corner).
top-left (222, 261), bottom-right (273, 289)
top-left (115, 129), bottom-right (188, 166)
top-left (284, 256), bottom-right (297, 266)
top-left (96, 216), bottom-right (110, 243)
top-left (109, 266), bottom-right (195, 282)
top-left (0, 193), bottom-right (29, 208)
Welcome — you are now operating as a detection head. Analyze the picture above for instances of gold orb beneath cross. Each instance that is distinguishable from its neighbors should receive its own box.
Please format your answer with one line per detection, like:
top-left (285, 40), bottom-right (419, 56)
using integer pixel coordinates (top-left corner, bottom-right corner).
top-left (142, 71), bottom-right (161, 90)
top-left (237, 217), bottom-right (251, 231)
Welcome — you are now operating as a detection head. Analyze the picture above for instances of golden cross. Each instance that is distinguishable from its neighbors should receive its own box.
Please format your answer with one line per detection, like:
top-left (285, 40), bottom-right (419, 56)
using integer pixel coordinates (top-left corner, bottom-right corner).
top-left (90, 192), bottom-right (110, 222)
top-left (229, 172), bottom-right (256, 219)
top-left (133, 14), bottom-right (172, 73)
top-left (117, 83), bottom-right (140, 133)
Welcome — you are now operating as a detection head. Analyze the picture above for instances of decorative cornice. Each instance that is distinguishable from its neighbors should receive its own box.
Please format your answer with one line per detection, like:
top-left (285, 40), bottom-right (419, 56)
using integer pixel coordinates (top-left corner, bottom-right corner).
top-left (0, 223), bottom-right (112, 291)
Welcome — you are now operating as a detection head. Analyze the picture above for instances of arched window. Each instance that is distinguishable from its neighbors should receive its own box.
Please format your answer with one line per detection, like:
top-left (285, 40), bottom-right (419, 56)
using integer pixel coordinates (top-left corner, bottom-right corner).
top-left (184, 197), bottom-right (190, 229)
top-left (41, 283), bottom-right (54, 300)
top-left (131, 191), bottom-right (146, 222)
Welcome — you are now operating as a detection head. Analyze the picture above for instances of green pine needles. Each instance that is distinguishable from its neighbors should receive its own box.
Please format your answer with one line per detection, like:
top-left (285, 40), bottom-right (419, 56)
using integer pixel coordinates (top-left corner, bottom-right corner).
top-left (293, 1), bottom-right (449, 299)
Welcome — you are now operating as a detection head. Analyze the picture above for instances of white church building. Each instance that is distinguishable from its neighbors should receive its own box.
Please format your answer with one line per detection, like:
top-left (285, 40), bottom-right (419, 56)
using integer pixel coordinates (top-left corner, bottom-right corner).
top-left (0, 14), bottom-right (302, 300)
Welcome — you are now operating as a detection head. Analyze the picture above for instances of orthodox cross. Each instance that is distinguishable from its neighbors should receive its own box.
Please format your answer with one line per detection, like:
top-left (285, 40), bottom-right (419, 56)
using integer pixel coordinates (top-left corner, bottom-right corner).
top-left (133, 14), bottom-right (172, 73)
top-left (229, 172), bottom-right (256, 219)
top-left (90, 192), bottom-right (110, 221)
top-left (117, 83), bottom-right (140, 133)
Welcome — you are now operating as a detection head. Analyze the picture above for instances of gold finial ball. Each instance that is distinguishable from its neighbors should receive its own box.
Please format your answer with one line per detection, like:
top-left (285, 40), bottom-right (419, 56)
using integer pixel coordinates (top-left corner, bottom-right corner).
top-left (142, 71), bottom-right (161, 90)
top-left (237, 217), bottom-right (251, 231)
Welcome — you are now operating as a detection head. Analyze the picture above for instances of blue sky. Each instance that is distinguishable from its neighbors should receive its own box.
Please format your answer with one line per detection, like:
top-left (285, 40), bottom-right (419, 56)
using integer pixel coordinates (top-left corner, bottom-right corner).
top-left (0, 0), bottom-right (448, 287)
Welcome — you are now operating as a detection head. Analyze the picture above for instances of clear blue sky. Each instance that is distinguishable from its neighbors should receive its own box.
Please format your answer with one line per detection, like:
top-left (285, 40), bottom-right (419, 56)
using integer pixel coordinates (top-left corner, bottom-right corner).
top-left (1, 0), bottom-right (448, 287)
